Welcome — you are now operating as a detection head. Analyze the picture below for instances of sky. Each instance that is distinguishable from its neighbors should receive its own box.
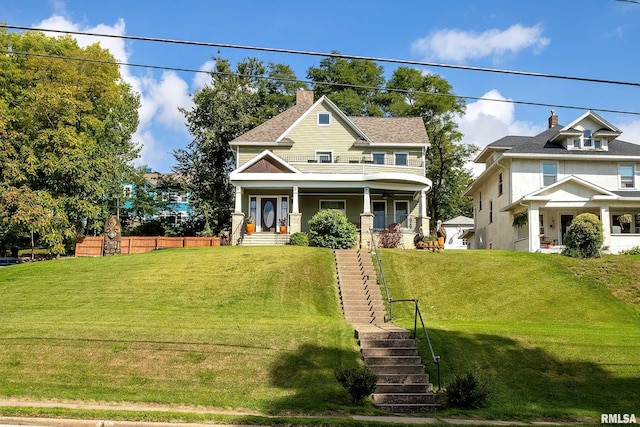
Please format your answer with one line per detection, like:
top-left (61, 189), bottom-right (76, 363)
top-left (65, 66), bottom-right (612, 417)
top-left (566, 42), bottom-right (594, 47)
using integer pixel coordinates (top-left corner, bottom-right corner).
top-left (3, 0), bottom-right (640, 173)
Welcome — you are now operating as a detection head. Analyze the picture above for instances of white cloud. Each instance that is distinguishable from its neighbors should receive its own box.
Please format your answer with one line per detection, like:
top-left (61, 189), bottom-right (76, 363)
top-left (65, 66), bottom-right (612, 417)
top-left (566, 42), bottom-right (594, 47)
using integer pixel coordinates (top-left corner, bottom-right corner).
top-left (618, 119), bottom-right (640, 144)
top-left (192, 60), bottom-right (216, 90)
top-left (411, 24), bottom-right (550, 63)
top-left (456, 90), bottom-right (544, 176)
top-left (33, 13), bottom-right (192, 171)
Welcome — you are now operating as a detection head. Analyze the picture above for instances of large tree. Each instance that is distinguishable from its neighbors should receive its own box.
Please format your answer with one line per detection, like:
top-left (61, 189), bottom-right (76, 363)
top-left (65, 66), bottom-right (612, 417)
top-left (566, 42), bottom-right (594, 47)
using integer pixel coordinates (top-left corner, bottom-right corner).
top-left (384, 67), bottom-right (477, 220)
top-left (0, 29), bottom-right (140, 255)
top-left (175, 56), bottom-right (303, 235)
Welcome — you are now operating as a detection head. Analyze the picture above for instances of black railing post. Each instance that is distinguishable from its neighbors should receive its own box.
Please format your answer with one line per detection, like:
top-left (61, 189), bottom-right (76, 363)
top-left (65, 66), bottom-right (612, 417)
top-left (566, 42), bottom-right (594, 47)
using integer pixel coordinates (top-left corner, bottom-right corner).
top-left (413, 299), bottom-right (418, 339)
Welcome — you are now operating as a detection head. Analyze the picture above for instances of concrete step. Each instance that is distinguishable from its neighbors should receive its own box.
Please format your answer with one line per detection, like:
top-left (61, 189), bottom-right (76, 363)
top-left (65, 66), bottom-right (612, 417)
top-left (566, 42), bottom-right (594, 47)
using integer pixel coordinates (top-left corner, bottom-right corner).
top-left (376, 373), bottom-right (430, 384)
top-left (359, 339), bottom-right (416, 348)
top-left (375, 403), bottom-right (440, 413)
top-left (375, 383), bottom-right (433, 394)
top-left (365, 356), bottom-right (423, 366)
top-left (356, 330), bottom-right (412, 340)
top-left (368, 364), bottom-right (425, 375)
top-left (362, 347), bottom-right (418, 357)
top-left (373, 393), bottom-right (438, 405)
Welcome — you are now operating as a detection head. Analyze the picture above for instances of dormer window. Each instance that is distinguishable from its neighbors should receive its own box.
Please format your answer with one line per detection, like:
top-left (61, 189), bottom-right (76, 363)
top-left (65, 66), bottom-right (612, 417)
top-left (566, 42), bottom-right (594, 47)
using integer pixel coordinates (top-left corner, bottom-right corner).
top-left (317, 112), bottom-right (331, 126)
top-left (594, 139), bottom-right (602, 149)
top-left (583, 130), bottom-right (592, 147)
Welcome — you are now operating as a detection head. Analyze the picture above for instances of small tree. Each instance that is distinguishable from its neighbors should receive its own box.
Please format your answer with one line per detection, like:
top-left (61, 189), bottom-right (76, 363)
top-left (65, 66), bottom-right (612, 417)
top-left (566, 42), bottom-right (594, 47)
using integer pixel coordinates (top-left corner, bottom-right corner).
top-left (562, 213), bottom-right (603, 258)
top-left (307, 210), bottom-right (358, 249)
top-left (334, 366), bottom-right (378, 405)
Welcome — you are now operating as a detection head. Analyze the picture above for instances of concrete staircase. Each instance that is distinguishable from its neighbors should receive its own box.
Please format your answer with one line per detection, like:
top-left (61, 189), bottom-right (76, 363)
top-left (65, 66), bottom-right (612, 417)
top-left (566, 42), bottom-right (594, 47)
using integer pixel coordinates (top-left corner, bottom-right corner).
top-left (334, 249), bottom-right (439, 413)
top-left (241, 233), bottom-right (289, 246)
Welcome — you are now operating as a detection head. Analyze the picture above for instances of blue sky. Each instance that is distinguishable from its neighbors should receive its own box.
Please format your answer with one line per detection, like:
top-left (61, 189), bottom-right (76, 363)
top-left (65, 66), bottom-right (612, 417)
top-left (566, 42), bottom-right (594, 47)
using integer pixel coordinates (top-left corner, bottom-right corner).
top-left (3, 0), bottom-right (640, 173)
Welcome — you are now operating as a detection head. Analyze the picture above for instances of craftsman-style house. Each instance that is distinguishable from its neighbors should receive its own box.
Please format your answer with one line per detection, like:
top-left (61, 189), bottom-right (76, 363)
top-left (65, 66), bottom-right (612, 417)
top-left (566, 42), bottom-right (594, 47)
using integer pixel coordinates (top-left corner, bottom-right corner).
top-left (464, 110), bottom-right (640, 253)
top-left (229, 90), bottom-right (432, 247)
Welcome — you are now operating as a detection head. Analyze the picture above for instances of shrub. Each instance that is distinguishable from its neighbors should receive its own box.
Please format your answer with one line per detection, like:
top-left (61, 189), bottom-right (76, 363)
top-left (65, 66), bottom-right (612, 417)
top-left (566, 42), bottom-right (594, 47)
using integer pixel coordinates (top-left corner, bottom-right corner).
top-left (621, 246), bottom-right (640, 255)
top-left (562, 213), bottom-right (603, 258)
top-left (378, 223), bottom-right (403, 249)
top-left (289, 232), bottom-right (309, 246)
top-left (445, 371), bottom-right (490, 409)
top-left (307, 209), bottom-right (358, 249)
top-left (334, 366), bottom-right (378, 405)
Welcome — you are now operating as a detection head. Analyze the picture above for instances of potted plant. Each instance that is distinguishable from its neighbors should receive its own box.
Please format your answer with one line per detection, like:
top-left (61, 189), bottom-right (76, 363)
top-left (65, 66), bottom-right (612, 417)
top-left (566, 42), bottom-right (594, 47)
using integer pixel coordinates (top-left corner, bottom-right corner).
top-left (245, 217), bottom-right (255, 235)
top-left (279, 217), bottom-right (287, 234)
top-left (545, 237), bottom-right (554, 249)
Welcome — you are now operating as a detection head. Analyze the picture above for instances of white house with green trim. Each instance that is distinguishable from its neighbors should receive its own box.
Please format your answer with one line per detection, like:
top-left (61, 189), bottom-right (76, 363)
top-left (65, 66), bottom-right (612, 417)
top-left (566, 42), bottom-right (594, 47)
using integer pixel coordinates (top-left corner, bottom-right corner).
top-left (464, 110), bottom-right (640, 253)
top-left (229, 90), bottom-right (432, 247)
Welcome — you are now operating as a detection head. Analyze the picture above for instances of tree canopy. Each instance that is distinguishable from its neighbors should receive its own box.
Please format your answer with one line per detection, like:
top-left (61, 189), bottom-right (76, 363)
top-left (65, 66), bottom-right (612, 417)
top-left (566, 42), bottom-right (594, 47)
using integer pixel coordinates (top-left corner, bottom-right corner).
top-left (175, 56), bottom-right (304, 234)
top-left (0, 29), bottom-right (140, 255)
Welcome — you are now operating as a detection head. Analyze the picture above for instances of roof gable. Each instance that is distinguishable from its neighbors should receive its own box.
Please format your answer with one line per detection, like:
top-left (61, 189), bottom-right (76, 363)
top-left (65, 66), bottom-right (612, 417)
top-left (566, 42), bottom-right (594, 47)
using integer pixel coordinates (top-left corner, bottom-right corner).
top-left (233, 150), bottom-right (300, 174)
top-left (524, 176), bottom-right (618, 201)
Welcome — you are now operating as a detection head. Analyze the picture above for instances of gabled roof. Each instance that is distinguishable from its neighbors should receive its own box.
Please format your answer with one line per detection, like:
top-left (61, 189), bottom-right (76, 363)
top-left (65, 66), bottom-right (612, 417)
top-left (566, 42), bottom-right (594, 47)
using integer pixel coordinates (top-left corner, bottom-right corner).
top-left (232, 150), bottom-right (300, 174)
top-left (231, 95), bottom-right (428, 145)
top-left (502, 175), bottom-right (619, 211)
top-left (443, 215), bottom-right (474, 226)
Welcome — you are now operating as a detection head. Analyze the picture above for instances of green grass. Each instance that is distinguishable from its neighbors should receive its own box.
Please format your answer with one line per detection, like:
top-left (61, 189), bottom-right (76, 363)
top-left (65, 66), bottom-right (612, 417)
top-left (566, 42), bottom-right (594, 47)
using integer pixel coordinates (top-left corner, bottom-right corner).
top-left (0, 246), bottom-right (365, 415)
top-left (1, 247), bottom-right (639, 424)
top-left (378, 249), bottom-right (640, 421)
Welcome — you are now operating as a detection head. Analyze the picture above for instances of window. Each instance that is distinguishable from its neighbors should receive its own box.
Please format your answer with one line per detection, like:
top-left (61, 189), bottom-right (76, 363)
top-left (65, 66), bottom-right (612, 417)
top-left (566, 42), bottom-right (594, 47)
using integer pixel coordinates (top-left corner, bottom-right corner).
top-left (394, 152), bottom-right (408, 166)
top-left (572, 139), bottom-right (580, 149)
top-left (316, 151), bottom-right (333, 163)
top-left (594, 139), bottom-right (602, 149)
top-left (250, 197), bottom-right (257, 221)
top-left (498, 173), bottom-right (503, 196)
top-left (612, 213), bottom-right (640, 234)
top-left (317, 112), bottom-right (331, 125)
top-left (542, 162), bottom-right (557, 186)
top-left (489, 200), bottom-right (493, 224)
top-left (479, 192), bottom-right (482, 211)
top-left (320, 200), bottom-right (346, 215)
top-left (123, 185), bottom-right (132, 198)
top-left (372, 152), bottom-right (385, 165)
top-left (583, 130), bottom-right (592, 147)
top-left (619, 164), bottom-right (635, 189)
top-left (394, 201), bottom-right (410, 228)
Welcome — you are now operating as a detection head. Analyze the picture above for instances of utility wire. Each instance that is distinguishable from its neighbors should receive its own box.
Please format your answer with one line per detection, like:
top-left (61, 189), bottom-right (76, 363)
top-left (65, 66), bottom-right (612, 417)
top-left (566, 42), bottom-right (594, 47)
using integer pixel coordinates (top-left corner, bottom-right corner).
top-left (3, 24), bottom-right (640, 89)
top-left (4, 49), bottom-right (640, 117)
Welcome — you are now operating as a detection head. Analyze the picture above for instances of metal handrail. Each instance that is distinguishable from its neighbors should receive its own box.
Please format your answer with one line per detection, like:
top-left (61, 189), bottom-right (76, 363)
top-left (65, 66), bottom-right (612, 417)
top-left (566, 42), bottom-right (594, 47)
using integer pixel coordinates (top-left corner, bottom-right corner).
top-left (369, 228), bottom-right (442, 391)
top-left (234, 216), bottom-right (246, 245)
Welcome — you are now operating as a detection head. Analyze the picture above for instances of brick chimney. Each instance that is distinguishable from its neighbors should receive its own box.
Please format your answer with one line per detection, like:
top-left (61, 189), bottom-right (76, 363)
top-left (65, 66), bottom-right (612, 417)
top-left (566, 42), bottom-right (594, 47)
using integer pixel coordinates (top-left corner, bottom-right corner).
top-left (296, 90), bottom-right (314, 107)
top-left (548, 109), bottom-right (558, 128)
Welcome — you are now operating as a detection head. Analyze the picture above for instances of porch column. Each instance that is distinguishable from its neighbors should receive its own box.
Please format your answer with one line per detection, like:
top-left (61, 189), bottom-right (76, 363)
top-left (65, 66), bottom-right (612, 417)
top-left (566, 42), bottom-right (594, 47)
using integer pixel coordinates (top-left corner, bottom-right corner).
top-left (416, 190), bottom-right (429, 234)
top-left (600, 206), bottom-right (611, 250)
top-left (234, 186), bottom-right (242, 213)
top-left (363, 187), bottom-right (371, 213)
top-left (528, 205), bottom-right (540, 252)
top-left (289, 186), bottom-right (301, 234)
top-left (231, 186), bottom-right (244, 246)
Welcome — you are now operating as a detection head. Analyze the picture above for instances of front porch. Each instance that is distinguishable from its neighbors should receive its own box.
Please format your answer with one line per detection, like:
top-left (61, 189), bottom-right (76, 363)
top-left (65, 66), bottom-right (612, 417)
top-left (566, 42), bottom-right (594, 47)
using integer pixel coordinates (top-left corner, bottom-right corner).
top-left (231, 186), bottom-right (429, 248)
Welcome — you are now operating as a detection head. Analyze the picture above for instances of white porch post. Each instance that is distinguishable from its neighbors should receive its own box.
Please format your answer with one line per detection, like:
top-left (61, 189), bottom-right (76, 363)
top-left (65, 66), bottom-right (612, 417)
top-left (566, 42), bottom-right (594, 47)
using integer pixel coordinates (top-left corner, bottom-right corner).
top-left (416, 190), bottom-right (429, 234)
top-left (231, 186), bottom-right (245, 246)
top-left (289, 186), bottom-right (301, 234)
top-left (363, 187), bottom-right (371, 213)
top-left (601, 206), bottom-right (611, 250)
top-left (528, 205), bottom-right (540, 252)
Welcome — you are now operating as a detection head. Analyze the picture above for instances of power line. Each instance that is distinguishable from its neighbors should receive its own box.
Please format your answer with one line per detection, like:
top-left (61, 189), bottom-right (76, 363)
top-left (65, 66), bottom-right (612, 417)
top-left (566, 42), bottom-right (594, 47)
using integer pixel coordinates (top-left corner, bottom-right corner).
top-left (3, 24), bottom-right (640, 89)
top-left (4, 49), bottom-right (640, 117)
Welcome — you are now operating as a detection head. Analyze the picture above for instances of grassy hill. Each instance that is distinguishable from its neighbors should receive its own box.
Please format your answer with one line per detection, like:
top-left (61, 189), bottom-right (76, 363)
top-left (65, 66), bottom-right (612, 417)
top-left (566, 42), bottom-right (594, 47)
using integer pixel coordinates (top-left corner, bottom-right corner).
top-left (1, 246), bottom-right (639, 422)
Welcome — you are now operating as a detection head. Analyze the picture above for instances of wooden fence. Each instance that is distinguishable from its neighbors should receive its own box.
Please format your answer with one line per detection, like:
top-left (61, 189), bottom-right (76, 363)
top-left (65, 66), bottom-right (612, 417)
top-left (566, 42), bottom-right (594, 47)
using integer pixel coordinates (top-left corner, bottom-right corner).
top-left (75, 236), bottom-right (221, 257)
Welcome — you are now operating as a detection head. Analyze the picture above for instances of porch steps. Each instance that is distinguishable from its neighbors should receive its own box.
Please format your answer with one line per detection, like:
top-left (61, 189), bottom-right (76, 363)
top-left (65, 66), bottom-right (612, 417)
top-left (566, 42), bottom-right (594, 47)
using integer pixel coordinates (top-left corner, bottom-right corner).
top-left (240, 233), bottom-right (289, 246)
top-left (334, 250), bottom-right (439, 413)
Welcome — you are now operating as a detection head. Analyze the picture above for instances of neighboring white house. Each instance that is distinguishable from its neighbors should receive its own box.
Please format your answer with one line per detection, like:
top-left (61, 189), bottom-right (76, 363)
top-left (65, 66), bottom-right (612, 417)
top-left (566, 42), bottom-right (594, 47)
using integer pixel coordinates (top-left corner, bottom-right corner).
top-left (442, 216), bottom-right (474, 249)
top-left (463, 110), bottom-right (640, 253)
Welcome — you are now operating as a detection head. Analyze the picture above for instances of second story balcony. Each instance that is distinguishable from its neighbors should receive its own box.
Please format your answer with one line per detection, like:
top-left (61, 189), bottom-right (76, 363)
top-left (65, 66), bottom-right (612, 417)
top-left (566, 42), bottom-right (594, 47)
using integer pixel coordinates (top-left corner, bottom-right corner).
top-left (280, 155), bottom-right (424, 175)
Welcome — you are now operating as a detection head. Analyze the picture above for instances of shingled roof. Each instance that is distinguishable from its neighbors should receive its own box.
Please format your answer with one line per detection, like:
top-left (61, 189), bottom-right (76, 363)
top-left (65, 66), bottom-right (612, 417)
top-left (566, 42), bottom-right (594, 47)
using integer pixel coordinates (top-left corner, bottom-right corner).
top-left (486, 125), bottom-right (640, 157)
top-left (231, 94), bottom-right (428, 144)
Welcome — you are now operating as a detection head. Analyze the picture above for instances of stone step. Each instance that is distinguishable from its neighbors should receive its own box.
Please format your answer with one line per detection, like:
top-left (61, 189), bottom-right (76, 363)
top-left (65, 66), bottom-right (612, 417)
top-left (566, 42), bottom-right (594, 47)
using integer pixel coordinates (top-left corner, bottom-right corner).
top-left (373, 393), bottom-right (438, 405)
top-left (375, 403), bottom-right (440, 413)
top-left (362, 347), bottom-right (418, 357)
top-left (342, 304), bottom-right (385, 313)
top-left (368, 364), bottom-right (425, 375)
top-left (376, 373), bottom-right (430, 384)
top-left (375, 383), bottom-right (433, 394)
top-left (356, 330), bottom-right (413, 340)
top-left (359, 339), bottom-right (416, 348)
top-left (365, 356), bottom-right (423, 366)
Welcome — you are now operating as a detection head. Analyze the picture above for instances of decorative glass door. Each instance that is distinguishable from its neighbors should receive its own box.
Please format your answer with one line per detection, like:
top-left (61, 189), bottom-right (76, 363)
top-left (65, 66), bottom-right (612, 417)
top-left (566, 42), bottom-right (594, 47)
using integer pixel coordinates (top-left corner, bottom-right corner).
top-left (261, 198), bottom-right (277, 232)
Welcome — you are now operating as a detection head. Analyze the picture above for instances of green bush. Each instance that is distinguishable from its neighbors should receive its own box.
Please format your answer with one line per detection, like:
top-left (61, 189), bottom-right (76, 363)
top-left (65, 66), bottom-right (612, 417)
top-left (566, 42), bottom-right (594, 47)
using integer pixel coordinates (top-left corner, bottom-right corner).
top-left (621, 246), bottom-right (640, 255)
top-left (445, 371), bottom-right (490, 409)
top-left (307, 209), bottom-right (358, 249)
top-left (289, 232), bottom-right (308, 246)
top-left (334, 366), bottom-right (378, 405)
top-left (562, 213), bottom-right (603, 258)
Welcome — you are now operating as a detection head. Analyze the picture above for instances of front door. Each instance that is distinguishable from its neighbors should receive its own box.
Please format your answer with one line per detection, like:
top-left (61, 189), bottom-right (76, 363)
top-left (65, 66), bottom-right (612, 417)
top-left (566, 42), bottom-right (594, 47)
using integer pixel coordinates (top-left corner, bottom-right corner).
top-left (373, 201), bottom-right (386, 229)
top-left (560, 214), bottom-right (574, 244)
top-left (261, 198), bottom-right (277, 232)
